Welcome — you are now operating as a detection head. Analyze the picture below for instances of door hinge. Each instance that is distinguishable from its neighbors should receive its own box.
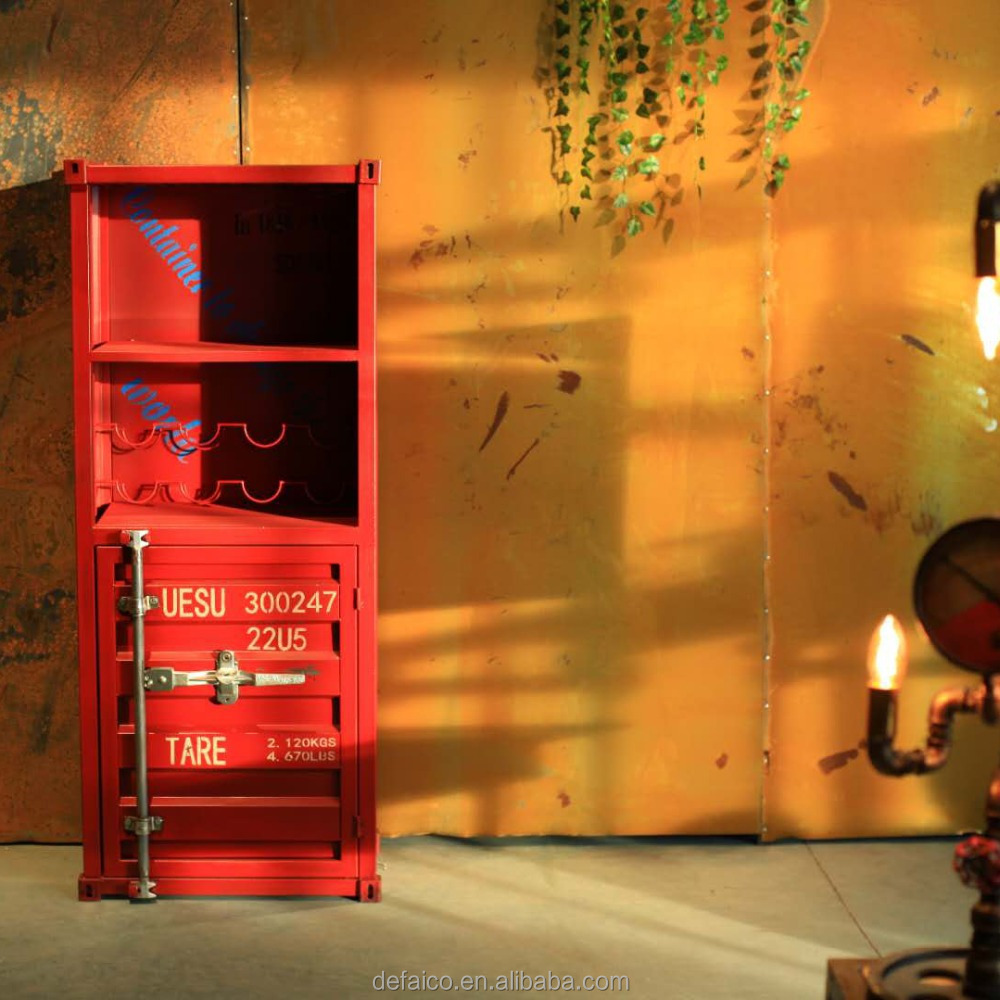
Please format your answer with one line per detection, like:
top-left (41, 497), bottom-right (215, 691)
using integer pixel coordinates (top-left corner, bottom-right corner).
top-left (353, 815), bottom-right (364, 839)
top-left (353, 587), bottom-right (361, 610)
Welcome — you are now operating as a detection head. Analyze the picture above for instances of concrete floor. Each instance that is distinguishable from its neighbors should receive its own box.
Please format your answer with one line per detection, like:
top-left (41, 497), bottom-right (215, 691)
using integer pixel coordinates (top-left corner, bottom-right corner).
top-left (0, 837), bottom-right (972, 999)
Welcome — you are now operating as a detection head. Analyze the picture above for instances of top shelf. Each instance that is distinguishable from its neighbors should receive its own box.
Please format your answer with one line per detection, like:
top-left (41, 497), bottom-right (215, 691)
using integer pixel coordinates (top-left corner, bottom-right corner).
top-left (90, 342), bottom-right (360, 363)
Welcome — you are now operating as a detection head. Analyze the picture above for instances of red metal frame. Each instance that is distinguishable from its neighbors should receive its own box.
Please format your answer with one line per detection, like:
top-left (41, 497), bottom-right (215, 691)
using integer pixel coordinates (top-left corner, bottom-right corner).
top-left (67, 160), bottom-right (380, 901)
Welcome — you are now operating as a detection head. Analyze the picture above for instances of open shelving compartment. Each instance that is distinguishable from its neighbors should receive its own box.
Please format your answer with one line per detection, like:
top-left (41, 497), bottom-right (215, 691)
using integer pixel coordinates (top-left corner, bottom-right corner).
top-left (92, 360), bottom-right (360, 529)
top-left (70, 162), bottom-right (378, 533)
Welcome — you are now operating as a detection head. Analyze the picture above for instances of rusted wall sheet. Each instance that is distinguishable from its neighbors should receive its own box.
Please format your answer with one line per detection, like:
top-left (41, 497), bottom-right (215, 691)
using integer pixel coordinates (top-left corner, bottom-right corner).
top-left (242, 0), bottom-right (767, 836)
top-left (764, 1), bottom-right (1000, 838)
top-left (0, 0), bottom-right (237, 840)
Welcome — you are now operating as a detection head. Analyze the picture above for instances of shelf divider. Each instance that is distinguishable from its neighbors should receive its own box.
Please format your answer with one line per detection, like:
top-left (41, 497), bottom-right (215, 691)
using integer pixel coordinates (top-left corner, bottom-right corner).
top-left (90, 342), bottom-right (359, 363)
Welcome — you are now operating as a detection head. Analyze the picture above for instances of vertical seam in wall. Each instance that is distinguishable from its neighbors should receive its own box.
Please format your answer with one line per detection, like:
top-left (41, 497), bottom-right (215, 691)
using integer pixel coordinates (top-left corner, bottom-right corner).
top-left (759, 187), bottom-right (776, 840)
top-left (235, 0), bottom-right (246, 164)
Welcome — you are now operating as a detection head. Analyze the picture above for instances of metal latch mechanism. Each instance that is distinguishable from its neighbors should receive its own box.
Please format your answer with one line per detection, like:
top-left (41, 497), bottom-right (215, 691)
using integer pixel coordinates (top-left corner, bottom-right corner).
top-left (145, 650), bottom-right (308, 705)
top-left (124, 816), bottom-right (163, 836)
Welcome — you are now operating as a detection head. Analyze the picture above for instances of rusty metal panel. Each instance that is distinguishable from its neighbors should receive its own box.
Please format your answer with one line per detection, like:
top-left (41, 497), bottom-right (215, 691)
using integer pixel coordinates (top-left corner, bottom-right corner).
top-left (0, 0), bottom-right (238, 841)
top-left (242, 0), bottom-right (768, 836)
top-left (764, 1), bottom-right (1000, 839)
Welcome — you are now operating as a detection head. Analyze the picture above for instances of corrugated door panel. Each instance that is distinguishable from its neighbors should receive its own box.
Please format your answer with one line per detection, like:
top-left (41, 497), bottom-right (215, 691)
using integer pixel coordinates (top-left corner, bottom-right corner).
top-left (96, 545), bottom-right (357, 880)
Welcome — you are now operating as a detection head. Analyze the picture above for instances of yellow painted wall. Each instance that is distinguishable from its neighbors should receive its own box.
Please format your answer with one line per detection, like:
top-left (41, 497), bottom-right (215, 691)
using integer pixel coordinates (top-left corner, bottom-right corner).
top-left (765, 0), bottom-right (1000, 838)
top-left (0, 0), bottom-right (997, 840)
top-left (242, 0), bottom-right (767, 835)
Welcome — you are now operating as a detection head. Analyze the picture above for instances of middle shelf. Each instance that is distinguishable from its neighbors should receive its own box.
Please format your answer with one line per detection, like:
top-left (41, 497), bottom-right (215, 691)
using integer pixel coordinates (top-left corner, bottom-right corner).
top-left (90, 341), bottom-right (360, 363)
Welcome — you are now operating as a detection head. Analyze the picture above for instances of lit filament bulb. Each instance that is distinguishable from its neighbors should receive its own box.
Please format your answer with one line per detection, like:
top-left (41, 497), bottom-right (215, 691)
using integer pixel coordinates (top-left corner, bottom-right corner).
top-left (977, 276), bottom-right (1000, 361)
top-left (866, 614), bottom-right (908, 691)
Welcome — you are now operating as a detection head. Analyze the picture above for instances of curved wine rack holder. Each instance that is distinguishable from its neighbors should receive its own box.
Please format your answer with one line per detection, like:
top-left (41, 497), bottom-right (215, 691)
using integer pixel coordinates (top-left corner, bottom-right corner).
top-left (97, 422), bottom-right (334, 453)
top-left (96, 479), bottom-right (341, 506)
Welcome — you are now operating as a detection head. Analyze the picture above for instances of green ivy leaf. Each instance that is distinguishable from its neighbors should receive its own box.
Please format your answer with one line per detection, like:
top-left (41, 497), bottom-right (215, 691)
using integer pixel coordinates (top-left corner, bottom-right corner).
top-left (696, 92), bottom-right (706, 106)
top-left (581, 166), bottom-right (594, 180)
top-left (613, 192), bottom-right (629, 208)
top-left (698, 155), bottom-right (706, 171)
top-left (638, 200), bottom-right (656, 216)
top-left (794, 87), bottom-right (811, 101)
top-left (580, 185), bottom-right (592, 199)
top-left (612, 87), bottom-right (628, 103)
top-left (610, 71), bottom-right (629, 86)
top-left (646, 133), bottom-right (665, 150)
top-left (717, 55), bottom-right (729, 71)
top-left (557, 45), bottom-right (570, 58)
top-left (775, 154), bottom-right (790, 169)
top-left (614, 24), bottom-right (630, 38)
top-left (627, 216), bottom-right (642, 237)
top-left (771, 168), bottom-right (786, 190)
top-left (643, 86), bottom-right (658, 104)
top-left (611, 3), bottom-right (625, 18)
top-left (680, 71), bottom-right (693, 86)
top-left (637, 43), bottom-right (650, 58)
top-left (569, 205), bottom-right (581, 221)
top-left (636, 6), bottom-right (649, 20)
top-left (556, 98), bottom-right (570, 116)
top-left (611, 107), bottom-right (630, 122)
top-left (559, 170), bottom-right (573, 184)
top-left (712, 25), bottom-right (724, 40)
top-left (556, 20), bottom-right (571, 38)
top-left (636, 60), bottom-right (649, 74)
top-left (611, 164), bottom-right (628, 180)
top-left (556, 0), bottom-right (570, 13)
top-left (636, 104), bottom-right (651, 118)
top-left (636, 155), bottom-right (660, 174)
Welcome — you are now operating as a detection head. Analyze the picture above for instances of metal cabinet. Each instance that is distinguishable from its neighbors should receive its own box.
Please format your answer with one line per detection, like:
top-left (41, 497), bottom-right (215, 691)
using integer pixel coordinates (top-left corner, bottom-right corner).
top-left (67, 160), bottom-right (380, 901)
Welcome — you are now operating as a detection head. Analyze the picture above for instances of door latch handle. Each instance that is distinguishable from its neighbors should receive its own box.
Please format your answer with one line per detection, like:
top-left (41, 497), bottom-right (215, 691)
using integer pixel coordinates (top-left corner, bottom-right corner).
top-left (145, 650), bottom-right (308, 705)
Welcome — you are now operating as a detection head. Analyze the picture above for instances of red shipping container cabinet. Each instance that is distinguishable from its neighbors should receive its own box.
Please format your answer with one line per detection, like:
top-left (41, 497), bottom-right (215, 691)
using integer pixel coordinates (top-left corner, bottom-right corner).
top-left (65, 159), bottom-right (381, 902)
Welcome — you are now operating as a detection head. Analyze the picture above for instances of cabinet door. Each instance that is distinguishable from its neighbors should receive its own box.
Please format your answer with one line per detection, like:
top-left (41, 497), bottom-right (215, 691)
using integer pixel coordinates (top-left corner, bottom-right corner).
top-left (96, 544), bottom-right (358, 882)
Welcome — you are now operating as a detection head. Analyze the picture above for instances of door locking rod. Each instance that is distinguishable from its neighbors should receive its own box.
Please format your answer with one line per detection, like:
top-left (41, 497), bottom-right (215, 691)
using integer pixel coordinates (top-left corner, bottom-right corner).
top-left (119, 529), bottom-right (160, 903)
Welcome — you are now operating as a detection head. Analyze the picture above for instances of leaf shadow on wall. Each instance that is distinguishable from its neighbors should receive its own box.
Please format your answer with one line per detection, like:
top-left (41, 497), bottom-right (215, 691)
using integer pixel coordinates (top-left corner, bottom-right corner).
top-left (376, 307), bottom-right (765, 833)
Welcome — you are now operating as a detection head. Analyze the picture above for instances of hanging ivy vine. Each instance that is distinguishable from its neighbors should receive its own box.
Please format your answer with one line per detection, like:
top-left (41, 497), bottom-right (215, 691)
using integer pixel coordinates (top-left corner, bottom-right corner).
top-left (763, 0), bottom-right (812, 192)
top-left (547, 0), bottom-right (813, 240)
